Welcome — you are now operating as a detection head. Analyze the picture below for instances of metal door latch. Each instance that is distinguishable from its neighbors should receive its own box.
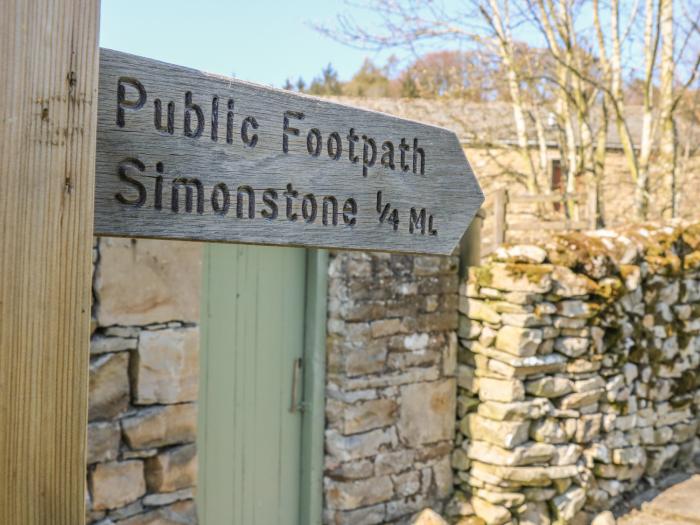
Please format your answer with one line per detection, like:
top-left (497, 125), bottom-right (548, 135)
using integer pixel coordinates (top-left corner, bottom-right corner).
top-left (290, 357), bottom-right (305, 413)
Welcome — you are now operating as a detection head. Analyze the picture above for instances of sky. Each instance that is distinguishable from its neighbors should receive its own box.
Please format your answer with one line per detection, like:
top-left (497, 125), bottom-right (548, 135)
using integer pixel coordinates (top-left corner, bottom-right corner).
top-left (99, 0), bottom-right (404, 88)
top-left (99, 1), bottom-right (672, 90)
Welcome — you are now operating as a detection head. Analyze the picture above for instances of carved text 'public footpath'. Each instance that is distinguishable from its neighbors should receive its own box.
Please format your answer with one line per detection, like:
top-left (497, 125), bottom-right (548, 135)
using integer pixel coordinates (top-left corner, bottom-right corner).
top-left (94, 49), bottom-right (483, 254)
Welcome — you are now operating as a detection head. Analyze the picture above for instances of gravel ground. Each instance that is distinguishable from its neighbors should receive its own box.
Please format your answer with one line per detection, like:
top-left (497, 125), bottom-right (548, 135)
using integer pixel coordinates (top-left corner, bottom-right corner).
top-left (617, 473), bottom-right (700, 525)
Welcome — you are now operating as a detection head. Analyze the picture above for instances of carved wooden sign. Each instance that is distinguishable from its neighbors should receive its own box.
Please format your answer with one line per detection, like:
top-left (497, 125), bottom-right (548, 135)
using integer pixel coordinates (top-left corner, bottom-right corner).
top-left (95, 49), bottom-right (483, 255)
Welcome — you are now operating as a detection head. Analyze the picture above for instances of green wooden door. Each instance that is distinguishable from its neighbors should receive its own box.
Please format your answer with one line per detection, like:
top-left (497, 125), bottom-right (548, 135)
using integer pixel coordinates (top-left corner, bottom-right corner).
top-left (198, 244), bottom-right (308, 525)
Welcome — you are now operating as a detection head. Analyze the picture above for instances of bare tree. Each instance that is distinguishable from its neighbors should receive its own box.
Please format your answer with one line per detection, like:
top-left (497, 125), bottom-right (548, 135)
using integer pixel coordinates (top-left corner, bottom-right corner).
top-left (318, 0), bottom-right (700, 220)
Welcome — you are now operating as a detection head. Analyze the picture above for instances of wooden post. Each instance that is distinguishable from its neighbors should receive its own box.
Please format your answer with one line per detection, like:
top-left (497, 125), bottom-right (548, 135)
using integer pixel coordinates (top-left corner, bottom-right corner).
top-left (493, 188), bottom-right (508, 249)
top-left (459, 208), bottom-right (485, 278)
top-left (300, 249), bottom-right (329, 525)
top-left (0, 1), bottom-right (100, 523)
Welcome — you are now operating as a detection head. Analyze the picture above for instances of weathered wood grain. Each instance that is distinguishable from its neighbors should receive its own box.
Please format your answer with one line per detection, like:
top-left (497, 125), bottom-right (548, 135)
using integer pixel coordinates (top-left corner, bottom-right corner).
top-left (95, 49), bottom-right (484, 255)
top-left (0, 0), bottom-right (100, 523)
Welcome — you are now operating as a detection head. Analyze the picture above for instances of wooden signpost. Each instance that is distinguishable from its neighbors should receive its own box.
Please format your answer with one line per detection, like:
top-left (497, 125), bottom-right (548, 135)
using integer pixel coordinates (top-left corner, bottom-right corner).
top-left (1, 1), bottom-right (100, 523)
top-left (95, 49), bottom-right (483, 255)
top-left (1, 4), bottom-right (483, 522)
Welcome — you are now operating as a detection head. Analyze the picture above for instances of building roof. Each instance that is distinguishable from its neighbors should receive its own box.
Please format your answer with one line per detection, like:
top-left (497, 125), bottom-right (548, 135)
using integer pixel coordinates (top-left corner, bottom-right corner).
top-left (326, 96), bottom-right (680, 151)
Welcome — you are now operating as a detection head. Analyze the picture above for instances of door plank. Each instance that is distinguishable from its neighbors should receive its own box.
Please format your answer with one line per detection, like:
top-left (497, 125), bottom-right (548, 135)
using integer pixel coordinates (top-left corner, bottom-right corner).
top-left (199, 245), bottom-right (306, 524)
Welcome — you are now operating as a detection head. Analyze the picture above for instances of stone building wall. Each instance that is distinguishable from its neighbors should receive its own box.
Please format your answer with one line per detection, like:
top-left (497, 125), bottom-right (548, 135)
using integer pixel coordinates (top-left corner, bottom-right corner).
top-left (324, 252), bottom-right (460, 524)
top-left (466, 147), bottom-right (700, 231)
top-left (86, 238), bottom-right (202, 524)
top-left (450, 223), bottom-right (700, 524)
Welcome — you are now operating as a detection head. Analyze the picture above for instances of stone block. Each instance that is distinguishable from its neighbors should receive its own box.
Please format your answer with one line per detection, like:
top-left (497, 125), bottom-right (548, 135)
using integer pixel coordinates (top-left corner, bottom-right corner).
top-left (131, 328), bottom-right (198, 405)
top-left (142, 487), bottom-right (193, 507)
top-left (410, 508), bottom-right (449, 525)
top-left (559, 389), bottom-right (603, 410)
top-left (433, 455), bottom-right (453, 499)
top-left (95, 238), bottom-right (201, 326)
top-left (530, 418), bottom-right (567, 444)
top-left (345, 338), bottom-right (387, 376)
top-left (457, 365), bottom-right (477, 392)
top-left (462, 414), bottom-right (529, 449)
top-left (495, 326), bottom-right (543, 357)
top-left (522, 487), bottom-right (557, 502)
top-left (476, 263), bottom-right (553, 294)
top-left (104, 325), bottom-right (140, 338)
top-left (386, 494), bottom-right (430, 522)
top-left (341, 365), bottom-right (441, 390)
top-left (471, 495), bottom-right (511, 525)
top-left (552, 487), bottom-right (586, 522)
top-left (445, 492), bottom-right (475, 518)
top-left (554, 316), bottom-right (588, 330)
top-left (466, 440), bottom-right (555, 466)
top-left (371, 318), bottom-right (405, 338)
top-left (517, 501), bottom-right (551, 525)
top-left (326, 504), bottom-right (386, 525)
top-left (479, 325), bottom-right (498, 346)
top-left (459, 317), bottom-right (483, 339)
top-left (556, 300), bottom-right (599, 318)
top-left (573, 376), bottom-right (606, 392)
top-left (374, 449), bottom-right (416, 475)
top-left (108, 499), bottom-right (144, 520)
top-left (444, 332), bottom-right (458, 376)
top-left (477, 398), bottom-right (552, 421)
top-left (478, 377), bottom-right (525, 403)
top-left (471, 461), bottom-right (577, 486)
top-left (553, 337), bottom-right (590, 358)
top-left (89, 351), bottom-right (130, 421)
top-left (393, 470), bottom-right (421, 497)
top-left (326, 428), bottom-right (398, 462)
top-left (526, 376), bottom-right (573, 398)
top-left (495, 245), bottom-right (547, 264)
top-left (566, 358), bottom-right (600, 373)
top-left (90, 460), bottom-right (146, 511)
top-left (474, 487), bottom-right (525, 508)
top-left (500, 311), bottom-right (551, 327)
top-left (612, 446), bottom-right (646, 466)
top-left (551, 266), bottom-right (598, 297)
top-left (591, 511), bottom-right (616, 525)
top-left (645, 444), bottom-right (680, 476)
top-left (145, 444), bottom-right (197, 493)
top-left (488, 352), bottom-right (567, 377)
top-left (575, 414), bottom-right (602, 443)
top-left (551, 444), bottom-right (582, 466)
top-left (594, 463), bottom-right (645, 480)
top-left (416, 440), bottom-right (452, 462)
top-left (122, 403), bottom-right (197, 450)
top-left (90, 335), bottom-right (138, 355)
top-left (416, 310), bottom-right (458, 332)
top-left (326, 458), bottom-right (374, 481)
top-left (387, 349), bottom-right (441, 369)
top-left (87, 421), bottom-right (121, 464)
top-left (343, 398), bottom-right (398, 435)
top-left (117, 500), bottom-right (197, 525)
top-left (452, 448), bottom-right (471, 470)
top-left (325, 476), bottom-right (394, 510)
top-left (403, 333), bottom-right (430, 351)
top-left (459, 298), bottom-right (501, 324)
top-left (398, 379), bottom-right (456, 446)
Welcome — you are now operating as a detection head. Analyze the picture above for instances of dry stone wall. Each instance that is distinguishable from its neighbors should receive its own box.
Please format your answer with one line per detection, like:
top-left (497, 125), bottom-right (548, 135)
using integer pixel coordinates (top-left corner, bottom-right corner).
top-left (324, 252), bottom-right (460, 524)
top-left (451, 224), bottom-right (700, 525)
top-left (86, 238), bottom-right (202, 525)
